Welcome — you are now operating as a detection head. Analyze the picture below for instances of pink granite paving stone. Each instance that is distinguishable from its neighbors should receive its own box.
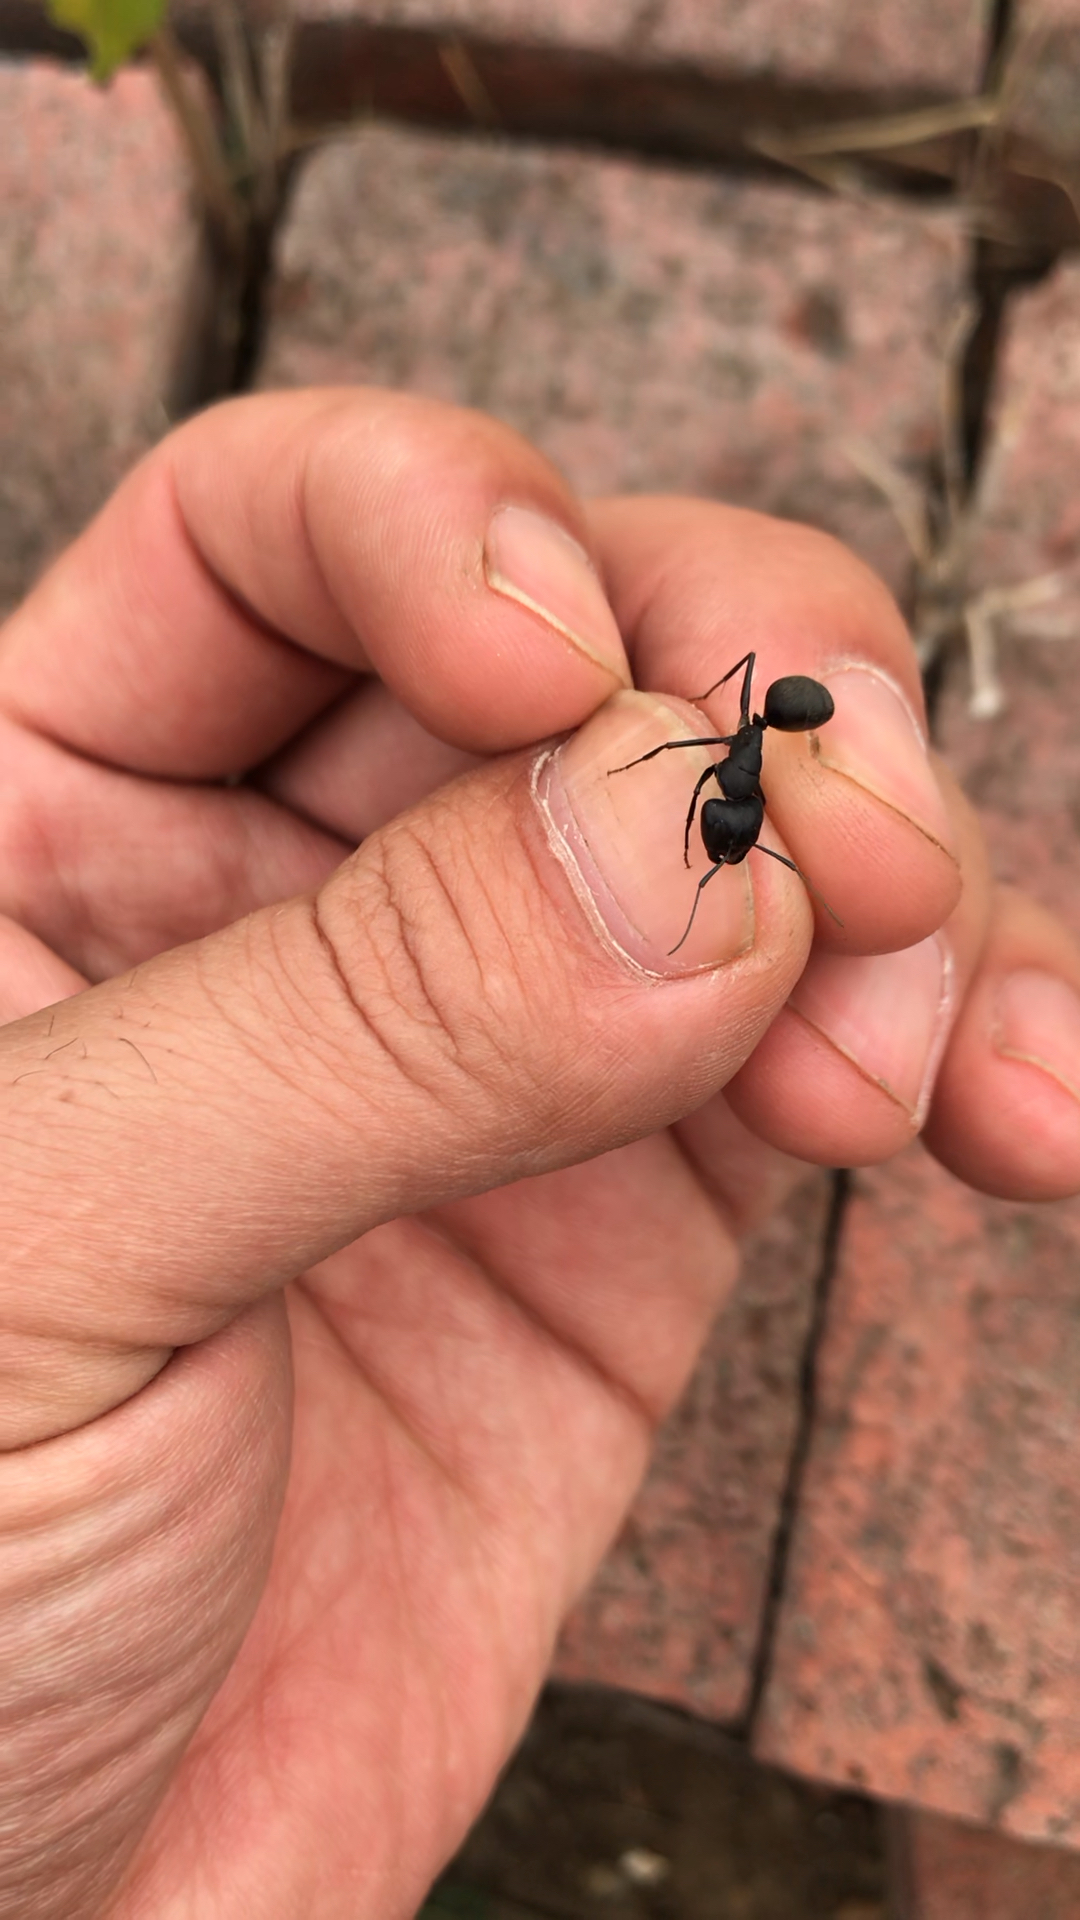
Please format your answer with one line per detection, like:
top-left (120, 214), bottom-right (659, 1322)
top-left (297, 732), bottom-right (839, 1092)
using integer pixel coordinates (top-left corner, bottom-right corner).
top-left (756, 1144), bottom-right (1080, 1844)
top-left (755, 241), bottom-right (1080, 1837)
top-left (939, 255), bottom-right (1080, 938)
top-left (893, 1807), bottom-right (1080, 1919)
top-left (555, 1175), bottom-right (831, 1723)
top-left (0, 60), bottom-right (199, 616)
top-left (260, 121), bottom-right (966, 600)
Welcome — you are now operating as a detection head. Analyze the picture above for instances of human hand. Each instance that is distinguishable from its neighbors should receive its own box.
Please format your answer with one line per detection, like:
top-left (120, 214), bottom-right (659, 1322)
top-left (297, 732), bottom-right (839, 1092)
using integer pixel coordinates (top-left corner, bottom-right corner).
top-left (1, 391), bottom-right (1077, 1919)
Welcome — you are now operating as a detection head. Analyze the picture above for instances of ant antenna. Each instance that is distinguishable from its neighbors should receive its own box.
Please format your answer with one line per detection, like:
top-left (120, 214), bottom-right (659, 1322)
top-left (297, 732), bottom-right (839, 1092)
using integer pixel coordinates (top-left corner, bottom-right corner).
top-left (669, 844), bottom-right (843, 956)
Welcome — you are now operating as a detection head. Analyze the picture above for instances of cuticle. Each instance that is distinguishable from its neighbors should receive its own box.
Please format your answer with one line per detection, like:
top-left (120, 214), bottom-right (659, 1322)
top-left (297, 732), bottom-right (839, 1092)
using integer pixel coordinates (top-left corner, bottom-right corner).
top-left (820, 656), bottom-right (930, 750)
top-left (528, 744), bottom-right (752, 984)
top-left (994, 1041), bottom-right (1080, 1110)
top-left (787, 1003), bottom-right (919, 1123)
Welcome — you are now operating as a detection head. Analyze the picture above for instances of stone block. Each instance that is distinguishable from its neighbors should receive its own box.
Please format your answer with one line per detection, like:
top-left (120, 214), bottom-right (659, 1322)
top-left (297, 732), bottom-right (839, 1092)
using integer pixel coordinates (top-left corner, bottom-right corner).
top-left (936, 257), bottom-right (1080, 939)
top-left (555, 1175), bottom-right (831, 1723)
top-left (260, 120), bottom-right (967, 600)
top-left (892, 1807), bottom-right (1080, 1919)
top-left (755, 1144), bottom-right (1080, 1846)
top-left (0, 60), bottom-right (200, 616)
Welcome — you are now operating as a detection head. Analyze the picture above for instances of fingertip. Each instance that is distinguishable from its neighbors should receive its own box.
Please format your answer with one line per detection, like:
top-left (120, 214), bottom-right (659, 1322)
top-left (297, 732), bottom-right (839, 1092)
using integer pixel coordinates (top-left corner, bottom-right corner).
top-left (726, 1005), bottom-right (919, 1168)
top-left (926, 1050), bottom-right (1080, 1204)
top-left (923, 885), bottom-right (1080, 1202)
top-left (298, 392), bottom-right (632, 752)
top-left (927, 960), bottom-right (1080, 1203)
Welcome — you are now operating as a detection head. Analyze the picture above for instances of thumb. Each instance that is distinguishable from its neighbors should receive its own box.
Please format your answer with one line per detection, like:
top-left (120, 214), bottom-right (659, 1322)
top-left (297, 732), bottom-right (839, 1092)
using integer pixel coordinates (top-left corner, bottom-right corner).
top-left (1, 690), bottom-right (811, 1446)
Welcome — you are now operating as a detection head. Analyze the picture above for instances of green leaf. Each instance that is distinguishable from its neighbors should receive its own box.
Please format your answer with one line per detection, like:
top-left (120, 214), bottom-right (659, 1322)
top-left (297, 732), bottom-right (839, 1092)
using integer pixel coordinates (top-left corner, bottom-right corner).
top-left (45, 0), bottom-right (166, 80)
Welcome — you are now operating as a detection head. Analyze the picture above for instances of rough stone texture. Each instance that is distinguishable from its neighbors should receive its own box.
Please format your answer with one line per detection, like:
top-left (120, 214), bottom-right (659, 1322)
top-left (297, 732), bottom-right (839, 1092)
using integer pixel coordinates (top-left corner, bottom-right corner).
top-left (241, 0), bottom-right (989, 96)
top-left (971, 257), bottom-right (1080, 633)
top-left (937, 257), bottom-right (1080, 941)
top-left (555, 1176), bottom-right (831, 1723)
top-left (755, 1144), bottom-right (1080, 1846)
top-left (752, 249), bottom-right (1080, 1847)
top-left (893, 1808), bottom-right (1080, 1918)
top-left (0, 60), bottom-right (199, 616)
top-left (261, 121), bottom-right (966, 599)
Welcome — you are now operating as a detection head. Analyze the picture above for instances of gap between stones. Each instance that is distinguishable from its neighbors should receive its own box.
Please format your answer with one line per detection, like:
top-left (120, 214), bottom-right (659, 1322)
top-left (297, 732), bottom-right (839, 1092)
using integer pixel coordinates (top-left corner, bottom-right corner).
top-left (738, 0), bottom-right (1037, 1752)
top-left (737, 1168), bottom-right (851, 1740)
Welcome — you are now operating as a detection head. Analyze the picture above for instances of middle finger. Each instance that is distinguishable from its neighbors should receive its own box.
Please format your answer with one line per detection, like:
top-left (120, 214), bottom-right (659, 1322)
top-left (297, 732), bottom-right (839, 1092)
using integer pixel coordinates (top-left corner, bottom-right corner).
top-left (588, 495), bottom-right (962, 959)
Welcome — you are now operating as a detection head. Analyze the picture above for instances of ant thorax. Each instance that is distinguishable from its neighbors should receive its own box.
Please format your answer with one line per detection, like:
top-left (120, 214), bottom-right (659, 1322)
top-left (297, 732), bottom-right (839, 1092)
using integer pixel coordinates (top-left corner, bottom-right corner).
top-left (717, 725), bottom-right (764, 802)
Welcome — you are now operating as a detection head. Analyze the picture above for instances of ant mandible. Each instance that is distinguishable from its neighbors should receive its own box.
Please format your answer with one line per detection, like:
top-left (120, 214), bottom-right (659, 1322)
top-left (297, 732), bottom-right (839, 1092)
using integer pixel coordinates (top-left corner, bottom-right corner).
top-left (609, 650), bottom-right (842, 955)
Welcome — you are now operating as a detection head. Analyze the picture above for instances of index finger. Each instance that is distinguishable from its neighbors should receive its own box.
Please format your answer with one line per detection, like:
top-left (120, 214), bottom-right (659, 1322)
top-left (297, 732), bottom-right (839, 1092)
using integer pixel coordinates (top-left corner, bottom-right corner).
top-left (0, 389), bottom-right (631, 779)
top-left (588, 496), bottom-right (961, 956)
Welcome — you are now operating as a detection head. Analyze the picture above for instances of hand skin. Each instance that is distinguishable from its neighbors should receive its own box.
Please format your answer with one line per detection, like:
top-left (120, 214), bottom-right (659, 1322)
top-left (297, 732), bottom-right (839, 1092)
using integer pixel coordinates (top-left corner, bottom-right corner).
top-left (1, 393), bottom-right (1079, 1920)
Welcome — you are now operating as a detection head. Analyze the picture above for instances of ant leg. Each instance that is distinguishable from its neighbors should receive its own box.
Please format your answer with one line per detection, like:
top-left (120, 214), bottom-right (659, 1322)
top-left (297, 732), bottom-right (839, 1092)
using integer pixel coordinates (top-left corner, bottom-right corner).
top-left (683, 763), bottom-right (718, 868)
top-left (668, 859), bottom-right (728, 955)
top-left (752, 845), bottom-right (845, 927)
top-left (608, 736), bottom-right (735, 775)
top-left (688, 652), bottom-right (756, 726)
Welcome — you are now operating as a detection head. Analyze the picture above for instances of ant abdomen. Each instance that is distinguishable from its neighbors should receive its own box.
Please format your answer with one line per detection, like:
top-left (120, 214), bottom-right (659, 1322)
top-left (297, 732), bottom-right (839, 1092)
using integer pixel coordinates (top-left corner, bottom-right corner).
top-left (762, 676), bottom-right (834, 732)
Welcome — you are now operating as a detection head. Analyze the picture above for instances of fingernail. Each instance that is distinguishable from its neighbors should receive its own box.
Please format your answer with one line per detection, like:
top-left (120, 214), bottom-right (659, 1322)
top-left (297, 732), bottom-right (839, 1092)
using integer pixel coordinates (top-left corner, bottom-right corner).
top-left (789, 934), bottom-right (954, 1124)
top-left (535, 690), bottom-right (755, 975)
top-left (484, 505), bottom-right (630, 685)
top-left (816, 665), bottom-right (957, 855)
top-left (993, 970), bottom-right (1080, 1107)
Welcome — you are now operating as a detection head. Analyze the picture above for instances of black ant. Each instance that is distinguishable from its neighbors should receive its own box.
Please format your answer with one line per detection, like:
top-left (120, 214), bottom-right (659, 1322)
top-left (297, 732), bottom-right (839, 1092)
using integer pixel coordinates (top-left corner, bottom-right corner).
top-left (609, 651), bottom-right (842, 954)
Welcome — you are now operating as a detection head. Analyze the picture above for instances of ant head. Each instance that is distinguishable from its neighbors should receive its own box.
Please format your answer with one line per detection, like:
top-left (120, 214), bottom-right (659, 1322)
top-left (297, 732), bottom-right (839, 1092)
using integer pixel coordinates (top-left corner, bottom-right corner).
top-left (762, 675), bottom-right (834, 733)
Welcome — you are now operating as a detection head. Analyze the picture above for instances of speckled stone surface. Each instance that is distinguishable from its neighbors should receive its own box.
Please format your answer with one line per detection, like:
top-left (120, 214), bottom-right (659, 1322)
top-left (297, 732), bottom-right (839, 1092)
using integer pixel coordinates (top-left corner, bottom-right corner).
top-left (0, 60), bottom-right (199, 616)
top-left (755, 1144), bottom-right (1080, 1845)
top-left (259, 121), bottom-right (966, 598)
top-left (894, 1807), bottom-right (1080, 1918)
top-left (935, 256), bottom-right (1080, 940)
top-left (753, 242), bottom-right (1080, 1847)
top-left (555, 1175), bottom-right (832, 1723)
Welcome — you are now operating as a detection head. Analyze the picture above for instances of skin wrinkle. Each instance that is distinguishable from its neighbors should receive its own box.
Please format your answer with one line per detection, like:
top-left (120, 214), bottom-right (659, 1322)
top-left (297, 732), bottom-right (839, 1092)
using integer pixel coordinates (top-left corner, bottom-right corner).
top-left (392, 814), bottom-right (558, 1100)
top-left (294, 397), bottom-right (386, 667)
top-left (785, 1001), bottom-right (920, 1123)
top-left (377, 823), bottom-right (482, 1055)
top-left (0, 723), bottom-right (341, 986)
top-left (1, 1476), bottom-right (279, 1917)
top-left (422, 1208), bottom-right (662, 1439)
top-left (319, 815), bottom-right (568, 1146)
top-left (171, 395), bottom-right (360, 681)
top-left (181, 912), bottom-right (410, 1160)
top-left (307, 879), bottom-right (474, 1119)
top-left (472, 782), bottom-right (600, 1100)
top-left (0, 732), bottom-right (75, 952)
top-left (166, 458), bottom-right (324, 680)
top-left (667, 1122), bottom-right (750, 1244)
top-left (291, 1271), bottom-right (465, 1506)
top-left (289, 1303), bottom-right (580, 1819)
top-left (995, 1044), bottom-right (1080, 1110)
